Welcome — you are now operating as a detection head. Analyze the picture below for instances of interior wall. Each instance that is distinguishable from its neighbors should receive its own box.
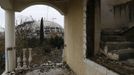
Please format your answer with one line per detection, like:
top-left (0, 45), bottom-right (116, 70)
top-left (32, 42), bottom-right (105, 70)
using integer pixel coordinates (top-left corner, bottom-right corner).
top-left (101, 0), bottom-right (115, 29)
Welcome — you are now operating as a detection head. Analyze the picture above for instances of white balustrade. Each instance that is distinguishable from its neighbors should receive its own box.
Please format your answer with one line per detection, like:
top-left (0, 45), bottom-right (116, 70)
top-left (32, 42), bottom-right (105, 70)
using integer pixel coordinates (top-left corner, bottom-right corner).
top-left (22, 48), bottom-right (27, 69)
top-left (28, 48), bottom-right (32, 69)
top-left (16, 48), bottom-right (33, 72)
top-left (16, 57), bottom-right (22, 70)
top-left (104, 45), bottom-right (108, 54)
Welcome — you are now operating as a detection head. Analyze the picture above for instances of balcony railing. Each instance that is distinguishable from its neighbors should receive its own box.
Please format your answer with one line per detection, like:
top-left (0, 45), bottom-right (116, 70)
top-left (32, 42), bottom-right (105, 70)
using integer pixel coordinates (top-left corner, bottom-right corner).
top-left (5, 47), bottom-right (75, 75)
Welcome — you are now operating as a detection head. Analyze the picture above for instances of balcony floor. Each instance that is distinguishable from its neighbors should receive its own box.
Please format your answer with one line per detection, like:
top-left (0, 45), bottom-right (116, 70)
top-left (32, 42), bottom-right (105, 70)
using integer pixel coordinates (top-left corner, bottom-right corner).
top-left (26, 68), bottom-right (74, 75)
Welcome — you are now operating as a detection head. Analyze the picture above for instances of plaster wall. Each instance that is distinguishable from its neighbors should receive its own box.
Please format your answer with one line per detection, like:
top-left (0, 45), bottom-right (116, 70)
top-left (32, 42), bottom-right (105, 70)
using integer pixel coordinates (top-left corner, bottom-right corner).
top-left (101, 0), bottom-right (131, 29)
top-left (64, 0), bottom-right (86, 75)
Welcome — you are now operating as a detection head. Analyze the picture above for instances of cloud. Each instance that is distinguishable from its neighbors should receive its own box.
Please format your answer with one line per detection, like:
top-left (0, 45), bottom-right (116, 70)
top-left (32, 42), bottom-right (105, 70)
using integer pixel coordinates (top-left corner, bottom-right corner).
top-left (0, 7), bottom-right (5, 28)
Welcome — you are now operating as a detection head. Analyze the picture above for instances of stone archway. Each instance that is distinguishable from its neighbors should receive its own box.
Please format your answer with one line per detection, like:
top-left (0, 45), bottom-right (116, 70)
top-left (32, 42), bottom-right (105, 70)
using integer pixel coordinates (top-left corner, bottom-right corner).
top-left (16, 2), bottom-right (65, 15)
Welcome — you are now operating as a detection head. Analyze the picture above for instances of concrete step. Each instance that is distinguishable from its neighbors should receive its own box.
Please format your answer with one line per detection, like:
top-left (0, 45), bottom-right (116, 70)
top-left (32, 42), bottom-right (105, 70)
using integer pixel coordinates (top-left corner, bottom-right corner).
top-left (101, 28), bottom-right (127, 35)
top-left (102, 41), bottom-right (134, 51)
top-left (122, 59), bottom-right (134, 67)
top-left (101, 35), bottom-right (126, 42)
top-left (107, 48), bottom-right (134, 60)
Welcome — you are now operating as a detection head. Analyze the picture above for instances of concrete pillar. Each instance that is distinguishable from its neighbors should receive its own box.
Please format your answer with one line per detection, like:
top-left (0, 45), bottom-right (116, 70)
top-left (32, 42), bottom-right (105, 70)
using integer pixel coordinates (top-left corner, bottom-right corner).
top-left (3, 10), bottom-right (16, 75)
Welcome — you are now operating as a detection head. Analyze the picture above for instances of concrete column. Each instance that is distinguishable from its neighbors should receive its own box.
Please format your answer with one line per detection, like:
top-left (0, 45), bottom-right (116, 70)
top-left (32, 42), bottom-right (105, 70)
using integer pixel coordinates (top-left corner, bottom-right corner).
top-left (4, 10), bottom-right (16, 74)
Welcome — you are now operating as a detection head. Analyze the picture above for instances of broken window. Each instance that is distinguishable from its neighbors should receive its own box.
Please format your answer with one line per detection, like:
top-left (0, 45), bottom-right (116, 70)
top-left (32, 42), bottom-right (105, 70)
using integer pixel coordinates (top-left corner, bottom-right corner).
top-left (86, 0), bottom-right (134, 74)
top-left (86, 0), bottom-right (95, 58)
top-left (86, 0), bottom-right (134, 75)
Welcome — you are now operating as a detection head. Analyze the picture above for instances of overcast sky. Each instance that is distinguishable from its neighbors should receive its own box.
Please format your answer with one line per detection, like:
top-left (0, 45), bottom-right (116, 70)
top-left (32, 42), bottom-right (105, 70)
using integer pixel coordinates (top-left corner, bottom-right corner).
top-left (0, 5), bottom-right (64, 28)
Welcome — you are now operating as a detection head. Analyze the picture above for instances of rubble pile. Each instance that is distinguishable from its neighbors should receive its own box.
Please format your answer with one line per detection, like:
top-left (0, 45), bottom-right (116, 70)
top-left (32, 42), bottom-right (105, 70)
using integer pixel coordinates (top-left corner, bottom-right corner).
top-left (15, 47), bottom-right (76, 75)
top-left (92, 54), bottom-right (134, 75)
top-left (16, 61), bottom-right (76, 75)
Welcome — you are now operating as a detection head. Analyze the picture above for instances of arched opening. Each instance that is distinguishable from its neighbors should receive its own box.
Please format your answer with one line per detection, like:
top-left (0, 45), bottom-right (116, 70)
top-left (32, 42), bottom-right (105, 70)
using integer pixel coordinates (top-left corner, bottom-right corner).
top-left (0, 4), bottom-right (69, 75)
top-left (15, 5), bottom-right (64, 27)
top-left (17, 2), bottom-right (65, 15)
top-left (15, 4), bottom-right (64, 65)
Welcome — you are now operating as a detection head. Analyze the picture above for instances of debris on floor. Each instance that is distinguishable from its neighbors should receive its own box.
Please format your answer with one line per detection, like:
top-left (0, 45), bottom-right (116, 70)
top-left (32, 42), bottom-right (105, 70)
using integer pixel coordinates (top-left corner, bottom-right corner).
top-left (92, 53), bottom-right (134, 75)
top-left (16, 61), bottom-right (76, 75)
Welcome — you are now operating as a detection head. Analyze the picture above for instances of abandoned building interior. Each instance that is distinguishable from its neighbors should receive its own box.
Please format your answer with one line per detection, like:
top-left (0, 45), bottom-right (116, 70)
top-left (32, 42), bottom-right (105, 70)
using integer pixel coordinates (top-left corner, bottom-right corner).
top-left (0, 0), bottom-right (134, 75)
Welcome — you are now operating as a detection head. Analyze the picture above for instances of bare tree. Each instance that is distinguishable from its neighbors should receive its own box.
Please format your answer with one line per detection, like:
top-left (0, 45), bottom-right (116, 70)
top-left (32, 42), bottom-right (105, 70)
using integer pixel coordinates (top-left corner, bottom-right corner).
top-left (16, 20), bottom-right (36, 48)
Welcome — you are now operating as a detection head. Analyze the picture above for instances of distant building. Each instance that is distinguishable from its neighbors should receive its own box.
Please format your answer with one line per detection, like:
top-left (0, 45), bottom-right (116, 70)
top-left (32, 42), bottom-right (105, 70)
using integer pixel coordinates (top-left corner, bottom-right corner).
top-left (16, 20), bottom-right (64, 39)
top-left (43, 21), bottom-right (64, 38)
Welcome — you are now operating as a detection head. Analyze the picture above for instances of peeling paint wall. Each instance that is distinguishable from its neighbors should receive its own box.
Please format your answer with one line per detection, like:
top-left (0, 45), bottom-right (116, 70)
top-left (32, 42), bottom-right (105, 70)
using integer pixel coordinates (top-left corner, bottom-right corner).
top-left (101, 0), bottom-right (115, 29)
top-left (101, 0), bottom-right (132, 29)
top-left (64, 0), bottom-right (86, 75)
top-left (113, 2), bottom-right (130, 27)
